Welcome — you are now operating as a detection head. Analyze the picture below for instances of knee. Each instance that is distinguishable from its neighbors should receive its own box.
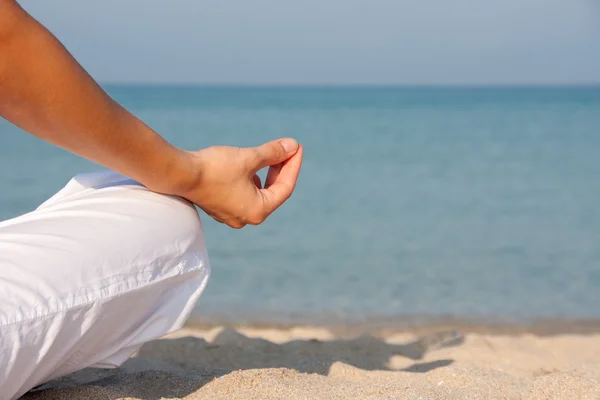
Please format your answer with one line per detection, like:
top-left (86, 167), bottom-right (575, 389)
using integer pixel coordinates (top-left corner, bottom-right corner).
top-left (55, 176), bottom-right (209, 275)
top-left (34, 170), bottom-right (209, 275)
top-left (117, 187), bottom-right (207, 258)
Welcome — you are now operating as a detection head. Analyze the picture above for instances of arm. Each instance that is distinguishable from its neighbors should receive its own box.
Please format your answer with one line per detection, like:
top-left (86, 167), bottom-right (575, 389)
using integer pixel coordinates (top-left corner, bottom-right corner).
top-left (0, 1), bottom-right (302, 228)
top-left (0, 1), bottom-right (187, 193)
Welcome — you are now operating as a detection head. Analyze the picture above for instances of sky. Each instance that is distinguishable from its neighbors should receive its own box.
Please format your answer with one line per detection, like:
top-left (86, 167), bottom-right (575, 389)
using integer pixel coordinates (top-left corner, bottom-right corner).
top-left (19, 0), bottom-right (600, 86)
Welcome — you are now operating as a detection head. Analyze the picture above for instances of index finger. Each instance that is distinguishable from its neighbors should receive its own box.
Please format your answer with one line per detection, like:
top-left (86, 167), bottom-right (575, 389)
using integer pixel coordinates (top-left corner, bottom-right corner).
top-left (259, 144), bottom-right (303, 216)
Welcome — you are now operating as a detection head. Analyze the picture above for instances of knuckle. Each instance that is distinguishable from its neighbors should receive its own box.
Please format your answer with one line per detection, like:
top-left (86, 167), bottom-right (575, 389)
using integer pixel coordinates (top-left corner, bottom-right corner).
top-left (246, 148), bottom-right (262, 168)
top-left (261, 192), bottom-right (276, 213)
top-left (247, 212), bottom-right (266, 225)
top-left (226, 219), bottom-right (246, 229)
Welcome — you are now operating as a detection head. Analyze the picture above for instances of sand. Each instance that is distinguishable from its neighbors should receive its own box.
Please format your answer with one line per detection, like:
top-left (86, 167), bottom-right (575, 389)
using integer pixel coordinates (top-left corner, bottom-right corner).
top-left (24, 326), bottom-right (600, 399)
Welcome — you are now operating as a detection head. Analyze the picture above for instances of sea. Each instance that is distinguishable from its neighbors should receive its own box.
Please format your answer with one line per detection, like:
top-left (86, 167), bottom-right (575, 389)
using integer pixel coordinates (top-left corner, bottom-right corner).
top-left (1, 86), bottom-right (599, 327)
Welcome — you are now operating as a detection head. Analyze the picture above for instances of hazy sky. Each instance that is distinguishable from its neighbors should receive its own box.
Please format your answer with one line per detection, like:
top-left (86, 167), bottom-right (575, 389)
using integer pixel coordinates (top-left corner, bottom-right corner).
top-left (19, 0), bottom-right (600, 85)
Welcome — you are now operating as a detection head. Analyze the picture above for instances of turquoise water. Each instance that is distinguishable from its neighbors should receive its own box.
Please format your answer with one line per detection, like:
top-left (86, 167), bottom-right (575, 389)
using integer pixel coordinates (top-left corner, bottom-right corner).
top-left (1, 86), bottom-right (600, 323)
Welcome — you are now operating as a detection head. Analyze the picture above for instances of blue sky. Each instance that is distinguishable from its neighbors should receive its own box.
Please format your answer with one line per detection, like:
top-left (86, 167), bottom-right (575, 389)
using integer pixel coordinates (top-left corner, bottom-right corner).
top-left (20, 0), bottom-right (600, 85)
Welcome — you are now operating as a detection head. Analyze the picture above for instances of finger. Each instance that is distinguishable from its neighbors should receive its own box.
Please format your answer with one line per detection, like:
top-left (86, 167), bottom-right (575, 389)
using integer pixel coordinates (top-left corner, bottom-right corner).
top-left (251, 138), bottom-right (299, 171)
top-left (259, 144), bottom-right (303, 216)
top-left (264, 162), bottom-right (283, 189)
top-left (252, 174), bottom-right (262, 189)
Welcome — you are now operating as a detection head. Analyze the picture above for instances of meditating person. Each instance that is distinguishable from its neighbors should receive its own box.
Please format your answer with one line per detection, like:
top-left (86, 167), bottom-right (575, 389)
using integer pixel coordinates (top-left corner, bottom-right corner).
top-left (0, 2), bottom-right (303, 398)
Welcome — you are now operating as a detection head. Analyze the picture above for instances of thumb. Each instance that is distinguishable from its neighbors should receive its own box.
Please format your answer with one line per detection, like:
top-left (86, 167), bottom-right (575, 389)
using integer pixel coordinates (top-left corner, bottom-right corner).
top-left (251, 138), bottom-right (299, 170)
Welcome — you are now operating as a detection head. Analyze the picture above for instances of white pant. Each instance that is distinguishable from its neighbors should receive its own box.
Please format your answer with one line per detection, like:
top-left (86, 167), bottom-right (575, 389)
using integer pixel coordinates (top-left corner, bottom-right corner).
top-left (0, 171), bottom-right (211, 400)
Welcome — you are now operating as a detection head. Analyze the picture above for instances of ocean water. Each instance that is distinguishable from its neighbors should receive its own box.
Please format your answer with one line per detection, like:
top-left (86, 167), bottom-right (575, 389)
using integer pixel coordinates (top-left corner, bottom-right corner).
top-left (1, 86), bottom-right (600, 324)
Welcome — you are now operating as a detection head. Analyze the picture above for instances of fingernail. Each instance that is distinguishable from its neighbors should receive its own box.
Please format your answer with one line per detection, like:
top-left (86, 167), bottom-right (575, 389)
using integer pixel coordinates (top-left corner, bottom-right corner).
top-left (281, 138), bottom-right (299, 153)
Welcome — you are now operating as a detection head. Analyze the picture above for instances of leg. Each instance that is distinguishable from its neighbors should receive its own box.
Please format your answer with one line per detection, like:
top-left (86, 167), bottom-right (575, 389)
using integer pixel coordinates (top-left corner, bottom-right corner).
top-left (0, 171), bottom-right (211, 400)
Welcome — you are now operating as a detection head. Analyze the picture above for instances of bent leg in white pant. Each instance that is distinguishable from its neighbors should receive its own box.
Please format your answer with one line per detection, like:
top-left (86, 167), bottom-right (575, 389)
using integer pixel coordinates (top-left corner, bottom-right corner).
top-left (0, 170), bottom-right (211, 400)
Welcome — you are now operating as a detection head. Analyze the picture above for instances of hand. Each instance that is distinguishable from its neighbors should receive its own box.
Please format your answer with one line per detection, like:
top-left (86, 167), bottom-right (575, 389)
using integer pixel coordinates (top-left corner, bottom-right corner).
top-left (175, 138), bottom-right (303, 228)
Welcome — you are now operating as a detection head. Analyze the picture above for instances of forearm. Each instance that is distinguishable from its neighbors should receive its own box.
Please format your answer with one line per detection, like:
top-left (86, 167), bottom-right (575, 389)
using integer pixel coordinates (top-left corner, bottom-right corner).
top-left (0, 1), bottom-right (188, 193)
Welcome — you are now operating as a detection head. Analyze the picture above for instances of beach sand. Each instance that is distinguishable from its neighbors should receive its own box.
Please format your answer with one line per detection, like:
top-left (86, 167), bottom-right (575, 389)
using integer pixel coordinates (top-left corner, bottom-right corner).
top-left (24, 325), bottom-right (600, 399)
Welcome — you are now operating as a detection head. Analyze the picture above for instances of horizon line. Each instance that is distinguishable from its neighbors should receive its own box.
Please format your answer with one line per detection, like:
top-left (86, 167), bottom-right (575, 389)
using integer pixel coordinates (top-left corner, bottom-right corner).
top-left (100, 82), bottom-right (600, 89)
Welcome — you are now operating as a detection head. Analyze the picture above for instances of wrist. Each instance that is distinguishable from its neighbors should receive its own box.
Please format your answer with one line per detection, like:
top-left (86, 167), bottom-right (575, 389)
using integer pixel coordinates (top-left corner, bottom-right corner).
top-left (143, 147), bottom-right (197, 198)
top-left (108, 110), bottom-right (198, 198)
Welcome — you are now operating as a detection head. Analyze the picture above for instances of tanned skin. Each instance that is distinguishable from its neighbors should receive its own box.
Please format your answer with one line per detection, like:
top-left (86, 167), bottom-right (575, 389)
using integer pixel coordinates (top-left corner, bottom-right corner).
top-left (0, 0), bottom-right (303, 228)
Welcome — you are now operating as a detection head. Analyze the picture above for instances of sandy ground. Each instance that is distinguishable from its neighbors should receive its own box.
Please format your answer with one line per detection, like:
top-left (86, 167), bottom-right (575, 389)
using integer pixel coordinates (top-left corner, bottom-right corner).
top-left (24, 326), bottom-right (600, 399)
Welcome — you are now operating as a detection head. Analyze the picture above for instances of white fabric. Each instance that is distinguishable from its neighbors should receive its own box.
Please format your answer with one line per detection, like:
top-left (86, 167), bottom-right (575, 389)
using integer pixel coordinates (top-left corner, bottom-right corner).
top-left (0, 171), bottom-right (211, 400)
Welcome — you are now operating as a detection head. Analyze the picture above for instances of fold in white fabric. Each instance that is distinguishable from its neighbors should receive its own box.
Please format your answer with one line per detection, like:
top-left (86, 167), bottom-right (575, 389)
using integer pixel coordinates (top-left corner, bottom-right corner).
top-left (0, 171), bottom-right (211, 399)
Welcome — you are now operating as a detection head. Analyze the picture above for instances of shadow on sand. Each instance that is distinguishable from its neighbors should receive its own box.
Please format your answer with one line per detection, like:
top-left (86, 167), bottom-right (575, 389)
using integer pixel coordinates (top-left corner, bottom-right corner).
top-left (25, 329), bottom-right (463, 399)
